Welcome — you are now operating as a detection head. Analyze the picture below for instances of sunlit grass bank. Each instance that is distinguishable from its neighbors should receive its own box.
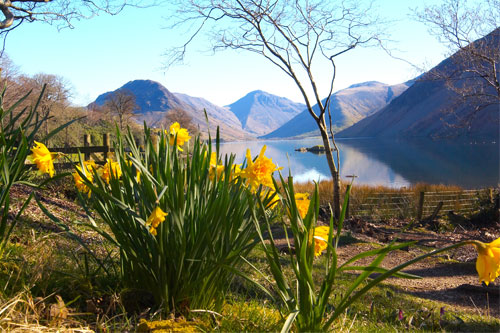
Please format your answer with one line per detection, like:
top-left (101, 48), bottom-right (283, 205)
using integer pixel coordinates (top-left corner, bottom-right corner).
top-left (0, 180), bottom-right (498, 331)
top-left (1, 224), bottom-right (499, 332)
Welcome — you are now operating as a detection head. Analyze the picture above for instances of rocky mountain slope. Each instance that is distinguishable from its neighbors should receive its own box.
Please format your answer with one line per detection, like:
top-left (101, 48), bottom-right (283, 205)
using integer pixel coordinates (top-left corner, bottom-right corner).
top-left (262, 81), bottom-right (410, 139)
top-left (338, 28), bottom-right (499, 139)
top-left (225, 90), bottom-right (305, 136)
top-left (91, 80), bottom-right (251, 141)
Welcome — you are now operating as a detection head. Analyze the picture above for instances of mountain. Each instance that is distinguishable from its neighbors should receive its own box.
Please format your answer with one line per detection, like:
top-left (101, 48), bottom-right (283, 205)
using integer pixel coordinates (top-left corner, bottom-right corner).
top-left (338, 29), bottom-right (500, 139)
top-left (93, 80), bottom-right (184, 112)
top-left (90, 80), bottom-right (252, 141)
top-left (262, 81), bottom-right (410, 139)
top-left (173, 93), bottom-right (243, 132)
top-left (226, 90), bottom-right (305, 136)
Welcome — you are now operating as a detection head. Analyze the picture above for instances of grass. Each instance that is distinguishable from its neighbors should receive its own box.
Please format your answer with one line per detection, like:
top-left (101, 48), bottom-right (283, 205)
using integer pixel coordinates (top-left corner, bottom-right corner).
top-left (294, 180), bottom-right (496, 222)
top-left (0, 178), bottom-right (498, 331)
top-left (294, 180), bottom-right (467, 206)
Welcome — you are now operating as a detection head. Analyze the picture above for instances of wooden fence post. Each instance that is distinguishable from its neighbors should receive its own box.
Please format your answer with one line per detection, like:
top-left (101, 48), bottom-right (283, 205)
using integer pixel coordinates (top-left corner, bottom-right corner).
top-left (344, 184), bottom-right (351, 219)
top-left (151, 133), bottom-right (158, 149)
top-left (83, 134), bottom-right (91, 160)
top-left (417, 191), bottom-right (425, 220)
top-left (103, 133), bottom-right (110, 158)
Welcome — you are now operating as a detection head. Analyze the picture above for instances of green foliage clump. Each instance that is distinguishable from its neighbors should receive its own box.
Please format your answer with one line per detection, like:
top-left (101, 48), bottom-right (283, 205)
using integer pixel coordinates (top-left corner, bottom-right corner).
top-left (76, 126), bottom-right (271, 315)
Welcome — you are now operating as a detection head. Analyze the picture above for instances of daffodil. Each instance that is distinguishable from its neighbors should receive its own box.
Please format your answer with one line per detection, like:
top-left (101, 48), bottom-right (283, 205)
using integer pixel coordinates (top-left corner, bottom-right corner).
top-left (99, 158), bottom-right (122, 184)
top-left (166, 122), bottom-right (191, 151)
top-left (231, 163), bottom-right (242, 179)
top-left (295, 192), bottom-right (311, 219)
top-left (146, 206), bottom-right (168, 236)
top-left (239, 146), bottom-right (282, 192)
top-left (311, 226), bottom-right (330, 257)
top-left (27, 141), bottom-right (56, 178)
top-left (73, 160), bottom-right (97, 196)
top-left (209, 151), bottom-right (225, 181)
top-left (260, 186), bottom-right (280, 209)
top-left (472, 237), bottom-right (500, 286)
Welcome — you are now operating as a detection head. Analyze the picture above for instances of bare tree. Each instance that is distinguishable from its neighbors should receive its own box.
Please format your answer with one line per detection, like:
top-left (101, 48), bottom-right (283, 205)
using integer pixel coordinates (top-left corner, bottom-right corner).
top-left (416, 0), bottom-right (500, 125)
top-left (168, 0), bottom-right (383, 217)
top-left (7, 73), bottom-right (72, 141)
top-left (0, 53), bottom-right (19, 84)
top-left (164, 107), bottom-right (199, 135)
top-left (0, 0), bottom-right (156, 52)
top-left (104, 89), bottom-right (138, 130)
top-left (0, 54), bottom-right (25, 107)
top-left (30, 73), bottom-right (71, 138)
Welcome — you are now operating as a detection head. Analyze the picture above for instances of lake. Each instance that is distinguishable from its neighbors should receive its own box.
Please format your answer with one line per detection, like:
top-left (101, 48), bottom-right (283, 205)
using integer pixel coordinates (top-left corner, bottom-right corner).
top-left (218, 138), bottom-right (499, 189)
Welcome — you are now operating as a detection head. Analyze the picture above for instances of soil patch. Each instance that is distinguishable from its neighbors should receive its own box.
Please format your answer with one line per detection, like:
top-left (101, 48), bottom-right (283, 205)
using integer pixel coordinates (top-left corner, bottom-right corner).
top-left (273, 215), bottom-right (500, 318)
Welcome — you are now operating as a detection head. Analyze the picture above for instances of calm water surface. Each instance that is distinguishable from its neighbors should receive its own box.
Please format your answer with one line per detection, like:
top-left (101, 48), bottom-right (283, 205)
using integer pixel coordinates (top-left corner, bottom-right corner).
top-left (218, 138), bottom-right (499, 189)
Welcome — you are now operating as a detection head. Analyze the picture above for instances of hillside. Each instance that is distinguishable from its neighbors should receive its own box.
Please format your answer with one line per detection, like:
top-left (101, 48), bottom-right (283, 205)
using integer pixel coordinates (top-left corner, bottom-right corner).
top-left (338, 28), bottom-right (500, 139)
top-left (90, 80), bottom-right (253, 141)
top-left (262, 81), bottom-right (410, 139)
top-left (226, 90), bottom-right (305, 136)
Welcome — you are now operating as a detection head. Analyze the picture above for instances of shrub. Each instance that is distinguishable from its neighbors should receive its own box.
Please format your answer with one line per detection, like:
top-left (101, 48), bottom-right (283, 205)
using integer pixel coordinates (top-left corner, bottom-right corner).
top-left (75, 126), bottom-right (275, 314)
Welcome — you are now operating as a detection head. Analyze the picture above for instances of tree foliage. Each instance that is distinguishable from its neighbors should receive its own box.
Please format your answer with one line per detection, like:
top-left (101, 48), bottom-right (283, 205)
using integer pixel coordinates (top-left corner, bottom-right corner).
top-left (103, 89), bottom-right (138, 131)
top-left (163, 107), bottom-right (199, 135)
top-left (0, 57), bottom-right (142, 147)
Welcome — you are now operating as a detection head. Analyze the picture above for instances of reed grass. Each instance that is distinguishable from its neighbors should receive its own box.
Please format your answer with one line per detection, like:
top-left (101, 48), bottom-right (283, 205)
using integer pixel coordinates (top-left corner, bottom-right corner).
top-left (294, 180), bottom-right (465, 205)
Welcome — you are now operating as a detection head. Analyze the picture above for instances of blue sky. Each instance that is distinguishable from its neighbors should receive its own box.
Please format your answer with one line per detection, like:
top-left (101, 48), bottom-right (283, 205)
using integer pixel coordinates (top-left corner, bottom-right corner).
top-left (5, 1), bottom-right (447, 107)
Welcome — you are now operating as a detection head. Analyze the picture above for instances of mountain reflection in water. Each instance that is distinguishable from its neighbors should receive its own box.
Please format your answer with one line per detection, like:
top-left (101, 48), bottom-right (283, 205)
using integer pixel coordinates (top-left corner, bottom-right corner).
top-left (217, 138), bottom-right (498, 189)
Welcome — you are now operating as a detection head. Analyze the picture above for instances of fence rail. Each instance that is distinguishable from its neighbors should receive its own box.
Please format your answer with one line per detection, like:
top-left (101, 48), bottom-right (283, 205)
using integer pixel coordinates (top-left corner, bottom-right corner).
top-left (350, 188), bottom-right (495, 219)
top-left (26, 133), bottom-right (115, 169)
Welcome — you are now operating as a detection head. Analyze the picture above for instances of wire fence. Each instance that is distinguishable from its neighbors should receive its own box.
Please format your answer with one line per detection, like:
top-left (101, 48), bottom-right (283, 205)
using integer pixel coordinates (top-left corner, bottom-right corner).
top-left (350, 189), bottom-right (495, 219)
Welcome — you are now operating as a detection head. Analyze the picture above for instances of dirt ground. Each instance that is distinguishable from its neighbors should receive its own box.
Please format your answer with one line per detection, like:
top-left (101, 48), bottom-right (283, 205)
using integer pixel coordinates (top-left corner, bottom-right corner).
top-left (338, 217), bottom-right (500, 318)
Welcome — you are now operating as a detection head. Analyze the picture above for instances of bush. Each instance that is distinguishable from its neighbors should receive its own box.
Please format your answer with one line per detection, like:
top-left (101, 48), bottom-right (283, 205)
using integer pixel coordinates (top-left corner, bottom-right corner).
top-left (75, 126), bottom-right (275, 314)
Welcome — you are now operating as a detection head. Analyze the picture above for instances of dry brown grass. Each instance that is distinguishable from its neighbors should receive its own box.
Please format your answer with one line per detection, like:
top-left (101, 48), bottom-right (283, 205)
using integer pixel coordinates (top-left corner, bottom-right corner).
top-left (0, 290), bottom-right (94, 332)
top-left (294, 180), bottom-right (466, 206)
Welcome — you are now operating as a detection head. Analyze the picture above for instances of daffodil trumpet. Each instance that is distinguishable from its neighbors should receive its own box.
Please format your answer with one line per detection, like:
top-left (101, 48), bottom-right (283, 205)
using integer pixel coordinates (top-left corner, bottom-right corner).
top-left (468, 238), bottom-right (500, 286)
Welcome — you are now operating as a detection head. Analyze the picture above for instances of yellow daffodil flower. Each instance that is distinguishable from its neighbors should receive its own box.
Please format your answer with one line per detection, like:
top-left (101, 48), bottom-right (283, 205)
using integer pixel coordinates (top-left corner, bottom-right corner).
top-left (73, 160), bottom-right (97, 196)
top-left (146, 206), bottom-right (168, 236)
top-left (166, 122), bottom-right (191, 151)
top-left (311, 226), bottom-right (330, 257)
top-left (239, 146), bottom-right (282, 192)
top-left (231, 163), bottom-right (242, 179)
top-left (295, 192), bottom-right (311, 219)
top-left (260, 186), bottom-right (280, 209)
top-left (99, 158), bottom-right (122, 184)
top-left (209, 151), bottom-right (225, 181)
top-left (472, 237), bottom-right (500, 286)
top-left (27, 141), bottom-right (56, 178)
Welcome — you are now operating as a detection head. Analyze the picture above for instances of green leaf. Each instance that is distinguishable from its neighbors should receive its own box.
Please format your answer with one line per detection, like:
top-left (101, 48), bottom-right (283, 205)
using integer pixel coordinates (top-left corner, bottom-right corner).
top-left (280, 310), bottom-right (299, 333)
top-left (339, 265), bottom-right (421, 279)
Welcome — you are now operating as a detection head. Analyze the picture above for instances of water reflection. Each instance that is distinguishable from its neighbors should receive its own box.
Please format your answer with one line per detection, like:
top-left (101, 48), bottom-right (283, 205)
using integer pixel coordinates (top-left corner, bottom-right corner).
top-left (217, 138), bottom-right (499, 189)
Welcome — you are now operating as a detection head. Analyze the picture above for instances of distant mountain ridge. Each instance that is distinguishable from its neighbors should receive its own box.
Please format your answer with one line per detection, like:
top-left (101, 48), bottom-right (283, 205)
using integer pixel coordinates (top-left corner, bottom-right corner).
top-left (262, 81), bottom-right (410, 139)
top-left (225, 90), bottom-right (305, 136)
top-left (91, 79), bottom-right (252, 141)
top-left (90, 80), bottom-right (310, 140)
top-left (338, 28), bottom-right (500, 139)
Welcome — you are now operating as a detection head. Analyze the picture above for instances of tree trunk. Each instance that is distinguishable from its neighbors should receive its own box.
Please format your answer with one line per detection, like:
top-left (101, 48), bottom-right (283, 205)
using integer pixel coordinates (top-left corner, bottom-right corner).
top-left (317, 117), bottom-right (341, 219)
